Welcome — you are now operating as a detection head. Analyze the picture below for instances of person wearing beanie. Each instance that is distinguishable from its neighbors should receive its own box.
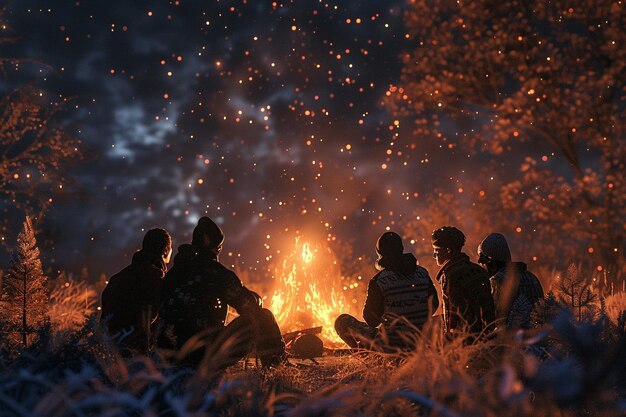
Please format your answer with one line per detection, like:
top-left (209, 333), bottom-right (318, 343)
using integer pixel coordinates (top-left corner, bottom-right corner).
top-left (335, 231), bottom-right (438, 351)
top-left (156, 217), bottom-right (286, 368)
top-left (101, 228), bottom-right (172, 355)
top-left (477, 233), bottom-right (544, 329)
top-left (432, 226), bottom-right (495, 338)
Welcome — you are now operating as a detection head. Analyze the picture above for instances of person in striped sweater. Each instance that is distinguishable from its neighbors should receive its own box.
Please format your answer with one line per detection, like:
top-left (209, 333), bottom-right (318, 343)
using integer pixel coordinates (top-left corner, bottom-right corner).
top-left (335, 231), bottom-right (438, 351)
top-left (432, 226), bottom-right (495, 338)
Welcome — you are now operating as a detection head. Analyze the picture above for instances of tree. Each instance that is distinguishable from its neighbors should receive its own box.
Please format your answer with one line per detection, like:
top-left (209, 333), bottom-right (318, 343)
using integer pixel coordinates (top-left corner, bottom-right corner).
top-left (0, 216), bottom-right (49, 347)
top-left (400, 187), bottom-right (500, 274)
top-left (387, 0), bottom-right (625, 275)
top-left (553, 264), bottom-right (598, 322)
top-left (0, 11), bottom-right (81, 243)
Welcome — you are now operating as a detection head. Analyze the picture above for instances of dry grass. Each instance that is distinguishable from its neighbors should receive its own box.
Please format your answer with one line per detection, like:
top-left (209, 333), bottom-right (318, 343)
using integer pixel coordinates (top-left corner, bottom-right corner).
top-left (48, 279), bottom-right (97, 332)
top-left (0, 312), bottom-right (623, 417)
top-left (605, 291), bottom-right (626, 326)
top-left (0, 267), bottom-right (624, 416)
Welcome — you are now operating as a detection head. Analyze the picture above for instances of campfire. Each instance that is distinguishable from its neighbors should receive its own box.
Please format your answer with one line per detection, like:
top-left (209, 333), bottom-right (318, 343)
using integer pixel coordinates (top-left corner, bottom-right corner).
top-left (267, 237), bottom-right (359, 347)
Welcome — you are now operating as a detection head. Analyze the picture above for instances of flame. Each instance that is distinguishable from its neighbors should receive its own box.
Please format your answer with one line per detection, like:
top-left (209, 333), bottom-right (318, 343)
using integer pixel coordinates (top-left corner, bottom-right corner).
top-left (268, 237), bottom-right (355, 347)
top-left (301, 242), bottom-right (314, 263)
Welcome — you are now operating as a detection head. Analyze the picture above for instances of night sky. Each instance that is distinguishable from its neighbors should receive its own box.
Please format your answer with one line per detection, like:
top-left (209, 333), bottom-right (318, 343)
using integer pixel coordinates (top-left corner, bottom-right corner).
top-left (0, 0), bottom-right (571, 280)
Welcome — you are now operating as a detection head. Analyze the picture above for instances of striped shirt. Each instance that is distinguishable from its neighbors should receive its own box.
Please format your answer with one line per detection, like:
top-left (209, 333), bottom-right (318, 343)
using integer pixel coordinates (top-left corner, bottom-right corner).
top-left (364, 253), bottom-right (438, 347)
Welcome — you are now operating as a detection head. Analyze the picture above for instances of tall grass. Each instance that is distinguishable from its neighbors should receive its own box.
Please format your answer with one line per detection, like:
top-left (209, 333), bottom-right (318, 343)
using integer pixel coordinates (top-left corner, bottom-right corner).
top-left (0, 269), bottom-right (624, 416)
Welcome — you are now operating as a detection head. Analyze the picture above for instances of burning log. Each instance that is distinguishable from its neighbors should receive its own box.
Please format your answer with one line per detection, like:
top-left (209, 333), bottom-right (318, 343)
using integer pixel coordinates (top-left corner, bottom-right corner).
top-left (281, 326), bottom-right (322, 345)
top-left (291, 333), bottom-right (324, 360)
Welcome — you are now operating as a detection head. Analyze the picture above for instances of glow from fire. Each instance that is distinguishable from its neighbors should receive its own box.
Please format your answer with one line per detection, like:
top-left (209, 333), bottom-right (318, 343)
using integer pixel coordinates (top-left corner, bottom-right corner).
top-left (268, 237), bottom-right (354, 346)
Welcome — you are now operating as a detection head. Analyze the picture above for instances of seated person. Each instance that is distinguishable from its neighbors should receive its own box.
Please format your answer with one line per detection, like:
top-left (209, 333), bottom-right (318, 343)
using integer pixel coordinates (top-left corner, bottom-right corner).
top-left (477, 232), bottom-right (544, 329)
top-left (335, 231), bottom-right (438, 350)
top-left (157, 217), bottom-right (285, 367)
top-left (101, 228), bottom-right (172, 355)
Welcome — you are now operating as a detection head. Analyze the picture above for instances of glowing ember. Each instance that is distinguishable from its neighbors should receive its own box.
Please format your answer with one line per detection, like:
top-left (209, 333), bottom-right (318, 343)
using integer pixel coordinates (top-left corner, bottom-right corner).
top-left (268, 237), bottom-right (354, 347)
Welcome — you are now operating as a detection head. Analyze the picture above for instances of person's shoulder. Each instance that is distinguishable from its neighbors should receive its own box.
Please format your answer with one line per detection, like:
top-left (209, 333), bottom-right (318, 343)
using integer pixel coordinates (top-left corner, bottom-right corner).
top-left (467, 260), bottom-right (488, 275)
top-left (445, 257), bottom-right (476, 279)
top-left (415, 264), bottom-right (430, 277)
top-left (212, 259), bottom-right (233, 273)
top-left (371, 268), bottom-right (391, 281)
top-left (489, 268), bottom-right (506, 284)
top-left (108, 263), bottom-right (134, 283)
top-left (522, 267), bottom-right (542, 283)
top-left (370, 269), bottom-right (388, 285)
top-left (213, 261), bottom-right (243, 282)
top-left (135, 258), bottom-right (165, 280)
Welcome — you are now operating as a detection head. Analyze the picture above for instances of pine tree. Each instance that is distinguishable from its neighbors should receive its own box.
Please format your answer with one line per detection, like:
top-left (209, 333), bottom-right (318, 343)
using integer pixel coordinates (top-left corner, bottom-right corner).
top-left (554, 264), bottom-right (598, 322)
top-left (0, 216), bottom-right (49, 347)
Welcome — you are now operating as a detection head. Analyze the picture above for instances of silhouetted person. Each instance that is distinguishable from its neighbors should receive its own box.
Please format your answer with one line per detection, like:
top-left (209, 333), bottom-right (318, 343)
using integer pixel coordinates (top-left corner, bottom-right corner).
top-left (101, 228), bottom-right (172, 355)
top-left (432, 226), bottom-right (495, 337)
top-left (156, 217), bottom-right (285, 368)
top-left (477, 233), bottom-right (544, 330)
top-left (335, 232), bottom-right (438, 350)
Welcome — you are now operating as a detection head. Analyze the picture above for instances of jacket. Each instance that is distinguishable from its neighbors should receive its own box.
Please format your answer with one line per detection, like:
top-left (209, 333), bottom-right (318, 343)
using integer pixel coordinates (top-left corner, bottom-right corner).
top-left (100, 250), bottom-right (166, 353)
top-left (489, 262), bottom-right (544, 328)
top-left (435, 253), bottom-right (495, 335)
top-left (156, 244), bottom-right (260, 350)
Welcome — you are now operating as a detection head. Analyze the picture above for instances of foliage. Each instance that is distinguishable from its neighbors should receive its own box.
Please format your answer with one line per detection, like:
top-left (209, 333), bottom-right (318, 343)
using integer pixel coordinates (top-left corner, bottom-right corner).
top-left (48, 275), bottom-right (97, 338)
top-left (0, 297), bottom-right (623, 417)
top-left (0, 12), bottom-right (82, 243)
top-left (604, 291), bottom-right (626, 331)
top-left (0, 216), bottom-right (48, 348)
top-left (401, 188), bottom-right (499, 274)
top-left (388, 0), bottom-right (625, 274)
top-left (552, 264), bottom-right (599, 322)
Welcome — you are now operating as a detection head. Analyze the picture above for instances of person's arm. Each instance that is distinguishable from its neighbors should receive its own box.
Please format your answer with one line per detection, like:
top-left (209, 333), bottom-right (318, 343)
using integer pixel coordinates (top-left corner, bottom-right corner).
top-left (489, 276), bottom-right (502, 319)
top-left (427, 277), bottom-right (439, 313)
top-left (363, 279), bottom-right (384, 327)
top-left (223, 270), bottom-right (261, 316)
top-left (492, 270), bottom-right (518, 321)
top-left (147, 271), bottom-right (164, 324)
top-left (447, 277), bottom-right (468, 330)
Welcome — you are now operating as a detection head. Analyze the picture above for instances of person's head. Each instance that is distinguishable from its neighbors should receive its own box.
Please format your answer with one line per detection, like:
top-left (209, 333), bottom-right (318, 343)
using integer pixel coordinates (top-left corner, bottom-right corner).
top-left (192, 217), bottom-right (224, 257)
top-left (477, 232), bottom-right (511, 275)
top-left (142, 228), bottom-right (173, 264)
top-left (375, 231), bottom-right (404, 270)
top-left (431, 226), bottom-right (465, 266)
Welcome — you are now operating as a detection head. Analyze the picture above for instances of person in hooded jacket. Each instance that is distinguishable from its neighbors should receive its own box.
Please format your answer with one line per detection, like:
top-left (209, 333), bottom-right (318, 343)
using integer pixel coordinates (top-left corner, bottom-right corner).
top-left (432, 226), bottom-right (495, 338)
top-left (156, 217), bottom-right (285, 368)
top-left (335, 231), bottom-right (438, 350)
top-left (477, 232), bottom-right (544, 330)
top-left (101, 228), bottom-right (172, 355)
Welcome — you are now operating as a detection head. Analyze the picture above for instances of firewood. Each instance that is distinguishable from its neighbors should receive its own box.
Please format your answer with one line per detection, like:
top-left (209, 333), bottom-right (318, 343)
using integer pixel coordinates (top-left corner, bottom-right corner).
top-left (281, 326), bottom-right (323, 343)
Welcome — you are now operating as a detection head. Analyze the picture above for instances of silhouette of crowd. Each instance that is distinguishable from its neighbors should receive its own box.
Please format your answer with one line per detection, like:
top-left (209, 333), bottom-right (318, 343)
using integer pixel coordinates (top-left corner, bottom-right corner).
top-left (101, 218), bottom-right (544, 367)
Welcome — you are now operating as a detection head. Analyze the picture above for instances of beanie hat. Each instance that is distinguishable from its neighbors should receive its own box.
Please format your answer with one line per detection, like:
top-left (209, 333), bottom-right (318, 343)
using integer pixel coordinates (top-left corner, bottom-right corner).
top-left (478, 233), bottom-right (512, 263)
top-left (192, 217), bottom-right (224, 249)
top-left (376, 231), bottom-right (404, 257)
top-left (142, 228), bottom-right (172, 257)
top-left (431, 226), bottom-right (466, 250)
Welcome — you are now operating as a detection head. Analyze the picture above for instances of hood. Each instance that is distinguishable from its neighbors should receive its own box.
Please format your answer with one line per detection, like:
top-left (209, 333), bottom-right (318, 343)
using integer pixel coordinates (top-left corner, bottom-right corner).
top-left (504, 261), bottom-right (528, 273)
top-left (172, 244), bottom-right (217, 268)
